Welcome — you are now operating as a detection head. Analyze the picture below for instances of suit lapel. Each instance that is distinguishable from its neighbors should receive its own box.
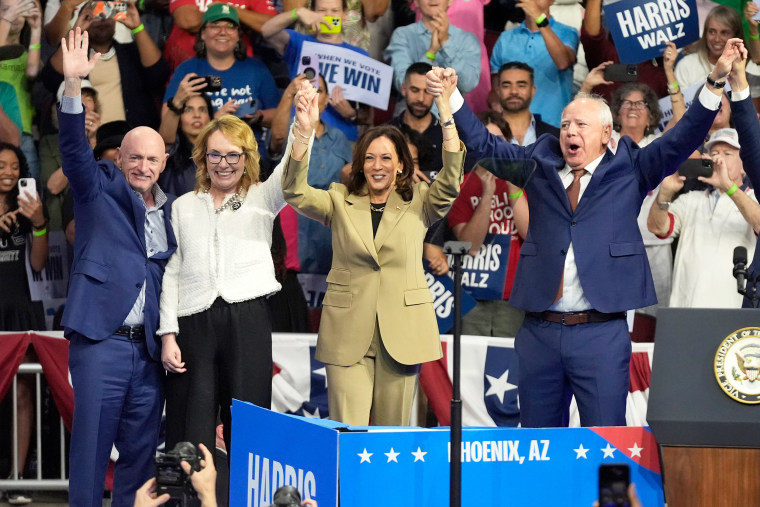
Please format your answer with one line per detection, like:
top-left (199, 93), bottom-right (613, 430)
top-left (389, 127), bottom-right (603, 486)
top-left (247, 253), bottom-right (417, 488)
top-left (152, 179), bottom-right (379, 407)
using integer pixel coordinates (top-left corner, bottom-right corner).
top-left (577, 152), bottom-right (612, 212)
top-left (374, 190), bottom-right (410, 252)
top-left (131, 192), bottom-right (147, 252)
top-left (345, 193), bottom-right (379, 264)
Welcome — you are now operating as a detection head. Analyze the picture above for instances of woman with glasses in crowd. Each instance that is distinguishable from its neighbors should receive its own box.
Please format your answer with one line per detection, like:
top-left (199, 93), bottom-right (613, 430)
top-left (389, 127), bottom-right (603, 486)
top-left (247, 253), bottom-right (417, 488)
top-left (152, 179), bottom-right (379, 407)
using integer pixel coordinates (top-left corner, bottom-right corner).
top-left (157, 114), bottom-right (289, 454)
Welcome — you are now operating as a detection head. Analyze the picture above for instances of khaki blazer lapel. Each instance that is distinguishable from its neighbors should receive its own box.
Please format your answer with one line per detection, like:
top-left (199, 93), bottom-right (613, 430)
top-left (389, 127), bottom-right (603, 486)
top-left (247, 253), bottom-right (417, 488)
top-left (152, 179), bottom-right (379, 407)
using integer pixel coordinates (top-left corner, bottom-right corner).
top-left (345, 192), bottom-right (379, 264)
top-left (374, 190), bottom-right (410, 252)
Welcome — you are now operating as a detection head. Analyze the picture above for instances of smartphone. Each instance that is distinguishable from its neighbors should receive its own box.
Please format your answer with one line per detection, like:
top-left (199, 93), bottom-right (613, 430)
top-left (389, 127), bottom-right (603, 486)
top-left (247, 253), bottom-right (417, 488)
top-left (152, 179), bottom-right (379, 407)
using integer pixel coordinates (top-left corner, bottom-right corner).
top-left (599, 464), bottom-right (630, 507)
top-left (17, 178), bottom-right (36, 201)
top-left (320, 16), bottom-right (342, 33)
top-left (235, 98), bottom-right (259, 118)
top-left (604, 64), bottom-right (638, 82)
top-left (297, 54), bottom-right (320, 87)
top-left (89, 1), bottom-right (128, 21)
top-left (678, 158), bottom-right (713, 179)
top-left (201, 75), bottom-right (223, 93)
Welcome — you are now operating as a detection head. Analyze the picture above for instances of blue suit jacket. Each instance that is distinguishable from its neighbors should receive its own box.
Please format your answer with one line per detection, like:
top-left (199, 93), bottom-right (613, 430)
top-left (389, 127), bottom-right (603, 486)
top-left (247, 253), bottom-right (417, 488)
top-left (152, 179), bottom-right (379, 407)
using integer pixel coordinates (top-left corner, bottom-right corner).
top-left (58, 109), bottom-right (176, 361)
top-left (731, 93), bottom-right (760, 294)
top-left (454, 98), bottom-right (717, 313)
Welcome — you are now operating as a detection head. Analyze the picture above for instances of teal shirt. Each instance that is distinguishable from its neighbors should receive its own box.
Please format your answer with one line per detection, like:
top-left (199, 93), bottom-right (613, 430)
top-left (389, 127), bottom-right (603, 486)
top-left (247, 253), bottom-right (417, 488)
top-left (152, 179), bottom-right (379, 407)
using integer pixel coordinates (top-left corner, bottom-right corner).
top-left (0, 81), bottom-right (23, 134)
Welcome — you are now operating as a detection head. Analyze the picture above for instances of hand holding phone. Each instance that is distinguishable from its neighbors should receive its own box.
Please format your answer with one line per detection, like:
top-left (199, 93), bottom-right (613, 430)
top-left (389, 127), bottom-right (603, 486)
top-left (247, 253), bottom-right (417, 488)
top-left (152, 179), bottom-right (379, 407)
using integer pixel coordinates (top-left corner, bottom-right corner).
top-left (603, 64), bottom-right (638, 82)
top-left (17, 178), bottom-right (36, 202)
top-left (678, 158), bottom-right (713, 179)
top-left (598, 464), bottom-right (630, 507)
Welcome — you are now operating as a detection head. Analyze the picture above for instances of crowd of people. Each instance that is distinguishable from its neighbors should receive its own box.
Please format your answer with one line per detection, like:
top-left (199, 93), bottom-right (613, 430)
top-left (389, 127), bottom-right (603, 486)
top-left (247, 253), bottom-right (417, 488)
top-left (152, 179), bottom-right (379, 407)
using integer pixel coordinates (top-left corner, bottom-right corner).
top-left (2, 0), bottom-right (760, 504)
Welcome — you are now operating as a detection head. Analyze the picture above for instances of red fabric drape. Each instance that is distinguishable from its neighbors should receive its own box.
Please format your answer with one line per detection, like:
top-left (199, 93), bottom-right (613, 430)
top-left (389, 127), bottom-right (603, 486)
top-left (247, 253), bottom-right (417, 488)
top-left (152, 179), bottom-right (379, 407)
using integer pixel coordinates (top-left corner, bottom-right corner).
top-left (0, 332), bottom-right (31, 401)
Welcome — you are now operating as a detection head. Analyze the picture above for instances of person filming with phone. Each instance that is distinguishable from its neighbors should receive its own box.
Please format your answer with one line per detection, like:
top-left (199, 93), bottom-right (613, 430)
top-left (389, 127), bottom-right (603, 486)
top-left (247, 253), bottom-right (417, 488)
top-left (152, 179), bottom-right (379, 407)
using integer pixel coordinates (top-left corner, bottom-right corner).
top-left (648, 55), bottom-right (760, 309)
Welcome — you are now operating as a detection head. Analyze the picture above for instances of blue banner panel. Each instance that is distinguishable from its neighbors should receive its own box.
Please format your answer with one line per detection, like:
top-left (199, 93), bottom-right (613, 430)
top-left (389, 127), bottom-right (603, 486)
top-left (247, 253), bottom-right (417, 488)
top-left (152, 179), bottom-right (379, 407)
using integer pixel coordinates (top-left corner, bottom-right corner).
top-left (603, 0), bottom-right (699, 63)
top-left (424, 260), bottom-right (477, 334)
top-left (230, 401), bottom-right (340, 507)
top-left (458, 233), bottom-right (511, 301)
top-left (339, 426), bottom-right (664, 507)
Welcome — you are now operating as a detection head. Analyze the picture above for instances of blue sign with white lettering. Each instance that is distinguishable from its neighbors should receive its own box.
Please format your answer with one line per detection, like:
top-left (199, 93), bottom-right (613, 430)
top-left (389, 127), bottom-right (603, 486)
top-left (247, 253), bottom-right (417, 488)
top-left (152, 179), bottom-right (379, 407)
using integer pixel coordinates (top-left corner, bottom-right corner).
top-left (230, 400), bottom-right (340, 507)
top-left (603, 0), bottom-right (699, 63)
top-left (453, 233), bottom-right (511, 301)
top-left (231, 404), bottom-right (665, 506)
top-left (424, 260), bottom-right (477, 333)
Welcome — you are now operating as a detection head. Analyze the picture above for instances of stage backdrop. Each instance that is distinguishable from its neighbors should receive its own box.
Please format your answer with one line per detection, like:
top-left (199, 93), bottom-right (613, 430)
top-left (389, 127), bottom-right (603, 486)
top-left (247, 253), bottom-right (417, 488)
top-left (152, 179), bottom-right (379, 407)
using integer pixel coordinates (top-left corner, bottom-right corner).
top-left (0, 332), bottom-right (654, 430)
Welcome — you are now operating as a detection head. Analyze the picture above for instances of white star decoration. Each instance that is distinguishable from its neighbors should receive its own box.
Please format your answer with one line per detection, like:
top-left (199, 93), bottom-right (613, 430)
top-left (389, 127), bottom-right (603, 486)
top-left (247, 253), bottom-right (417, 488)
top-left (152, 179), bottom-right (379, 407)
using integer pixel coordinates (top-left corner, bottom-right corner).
top-left (384, 448), bottom-right (400, 463)
top-left (485, 368), bottom-right (518, 404)
top-left (601, 444), bottom-right (616, 459)
top-left (358, 448), bottom-right (372, 463)
top-left (574, 444), bottom-right (589, 459)
top-left (411, 447), bottom-right (427, 462)
top-left (628, 443), bottom-right (643, 458)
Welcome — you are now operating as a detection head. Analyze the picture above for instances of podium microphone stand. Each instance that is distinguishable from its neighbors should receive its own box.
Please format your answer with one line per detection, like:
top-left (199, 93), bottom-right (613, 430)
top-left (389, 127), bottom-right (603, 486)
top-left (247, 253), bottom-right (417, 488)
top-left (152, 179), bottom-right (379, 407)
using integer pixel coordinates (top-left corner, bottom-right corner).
top-left (443, 240), bottom-right (470, 507)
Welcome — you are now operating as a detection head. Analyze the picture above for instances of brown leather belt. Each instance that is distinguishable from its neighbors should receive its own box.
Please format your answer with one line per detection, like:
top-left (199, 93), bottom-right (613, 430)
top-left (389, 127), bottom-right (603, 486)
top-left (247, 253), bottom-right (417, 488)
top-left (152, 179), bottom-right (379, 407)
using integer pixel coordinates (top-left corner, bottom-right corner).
top-left (526, 310), bottom-right (626, 326)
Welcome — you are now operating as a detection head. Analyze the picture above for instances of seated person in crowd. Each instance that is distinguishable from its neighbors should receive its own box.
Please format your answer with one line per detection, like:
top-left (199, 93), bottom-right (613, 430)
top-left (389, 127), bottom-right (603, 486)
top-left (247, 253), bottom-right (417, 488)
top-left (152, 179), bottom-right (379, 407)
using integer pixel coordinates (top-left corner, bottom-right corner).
top-left (261, 0), bottom-right (369, 141)
top-left (42, 1), bottom-right (169, 129)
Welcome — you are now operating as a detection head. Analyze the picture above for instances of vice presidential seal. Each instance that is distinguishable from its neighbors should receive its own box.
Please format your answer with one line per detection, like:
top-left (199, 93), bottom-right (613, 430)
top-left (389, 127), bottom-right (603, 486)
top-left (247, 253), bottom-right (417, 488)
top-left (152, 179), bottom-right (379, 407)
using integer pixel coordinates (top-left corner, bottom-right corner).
top-left (714, 327), bottom-right (760, 404)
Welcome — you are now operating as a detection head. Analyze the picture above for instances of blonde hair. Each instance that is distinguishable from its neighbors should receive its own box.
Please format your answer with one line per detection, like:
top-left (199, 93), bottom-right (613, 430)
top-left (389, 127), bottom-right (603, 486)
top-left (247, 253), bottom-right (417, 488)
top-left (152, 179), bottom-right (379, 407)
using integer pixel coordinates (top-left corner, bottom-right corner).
top-left (192, 115), bottom-right (261, 193)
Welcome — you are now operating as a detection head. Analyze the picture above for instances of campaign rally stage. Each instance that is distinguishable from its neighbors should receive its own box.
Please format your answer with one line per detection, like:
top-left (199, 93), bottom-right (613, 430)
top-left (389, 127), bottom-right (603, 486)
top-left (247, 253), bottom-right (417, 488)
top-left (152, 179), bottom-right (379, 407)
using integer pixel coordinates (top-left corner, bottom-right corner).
top-left (231, 402), bottom-right (665, 507)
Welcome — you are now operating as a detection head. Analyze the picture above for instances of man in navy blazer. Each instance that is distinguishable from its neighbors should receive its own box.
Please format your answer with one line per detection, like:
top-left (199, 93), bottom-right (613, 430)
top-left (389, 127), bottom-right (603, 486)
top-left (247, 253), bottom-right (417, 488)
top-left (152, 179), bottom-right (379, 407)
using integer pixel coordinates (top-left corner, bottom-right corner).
top-left (427, 40), bottom-right (746, 427)
top-left (58, 28), bottom-right (175, 506)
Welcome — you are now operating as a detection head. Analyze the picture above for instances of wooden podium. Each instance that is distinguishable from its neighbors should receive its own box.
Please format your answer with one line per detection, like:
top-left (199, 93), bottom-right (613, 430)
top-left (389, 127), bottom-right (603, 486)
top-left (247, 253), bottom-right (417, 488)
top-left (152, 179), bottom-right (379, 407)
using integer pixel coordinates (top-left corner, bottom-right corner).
top-left (648, 309), bottom-right (760, 507)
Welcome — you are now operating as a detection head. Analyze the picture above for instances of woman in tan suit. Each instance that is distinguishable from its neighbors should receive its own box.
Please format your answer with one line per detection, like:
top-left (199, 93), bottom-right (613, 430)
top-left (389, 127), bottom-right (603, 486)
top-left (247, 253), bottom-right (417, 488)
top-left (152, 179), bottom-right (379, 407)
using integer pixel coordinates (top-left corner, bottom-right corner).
top-left (282, 71), bottom-right (464, 426)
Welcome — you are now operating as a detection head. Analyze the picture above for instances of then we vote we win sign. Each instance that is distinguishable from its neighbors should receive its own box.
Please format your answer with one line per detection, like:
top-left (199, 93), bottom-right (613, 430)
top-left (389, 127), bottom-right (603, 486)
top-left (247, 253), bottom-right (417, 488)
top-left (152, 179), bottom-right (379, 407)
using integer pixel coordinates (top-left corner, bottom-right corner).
top-left (603, 0), bottom-right (700, 63)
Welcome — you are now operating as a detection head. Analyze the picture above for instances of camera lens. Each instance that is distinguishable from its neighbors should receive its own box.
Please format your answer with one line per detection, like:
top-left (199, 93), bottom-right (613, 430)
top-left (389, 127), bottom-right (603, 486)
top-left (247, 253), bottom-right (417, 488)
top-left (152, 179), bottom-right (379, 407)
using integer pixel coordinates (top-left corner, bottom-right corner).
top-left (304, 68), bottom-right (315, 80)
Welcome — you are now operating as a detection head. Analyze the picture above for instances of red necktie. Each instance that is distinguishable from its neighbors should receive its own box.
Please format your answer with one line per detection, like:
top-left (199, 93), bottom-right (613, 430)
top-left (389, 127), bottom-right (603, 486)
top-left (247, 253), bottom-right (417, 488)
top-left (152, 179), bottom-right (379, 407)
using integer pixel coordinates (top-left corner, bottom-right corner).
top-left (554, 169), bottom-right (587, 303)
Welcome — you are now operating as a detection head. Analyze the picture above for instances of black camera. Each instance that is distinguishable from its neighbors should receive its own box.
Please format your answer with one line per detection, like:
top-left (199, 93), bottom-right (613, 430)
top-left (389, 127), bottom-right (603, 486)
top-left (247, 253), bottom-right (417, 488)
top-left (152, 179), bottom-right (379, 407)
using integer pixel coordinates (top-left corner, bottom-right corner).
top-left (268, 485), bottom-right (302, 507)
top-left (202, 75), bottom-right (223, 92)
top-left (154, 442), bottom-right (203, 507)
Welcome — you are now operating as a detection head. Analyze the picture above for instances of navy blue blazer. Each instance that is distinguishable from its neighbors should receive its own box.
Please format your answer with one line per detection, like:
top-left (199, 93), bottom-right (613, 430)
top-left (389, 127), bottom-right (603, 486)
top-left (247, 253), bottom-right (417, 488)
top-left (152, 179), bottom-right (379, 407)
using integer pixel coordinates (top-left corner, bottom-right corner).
top-left (454, 97), bottom-right (717, 313)
top-left (731, 93), bottom-right (760, 294)
top-left (58, 109), bottom-right (176, 361)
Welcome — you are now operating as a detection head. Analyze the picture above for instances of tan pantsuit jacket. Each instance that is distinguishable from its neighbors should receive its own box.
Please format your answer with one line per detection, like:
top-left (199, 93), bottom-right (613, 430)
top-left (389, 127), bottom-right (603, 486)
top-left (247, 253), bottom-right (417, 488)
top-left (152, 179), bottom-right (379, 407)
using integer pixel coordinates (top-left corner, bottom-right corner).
top-left (282, 144), bottom-right (465, 367)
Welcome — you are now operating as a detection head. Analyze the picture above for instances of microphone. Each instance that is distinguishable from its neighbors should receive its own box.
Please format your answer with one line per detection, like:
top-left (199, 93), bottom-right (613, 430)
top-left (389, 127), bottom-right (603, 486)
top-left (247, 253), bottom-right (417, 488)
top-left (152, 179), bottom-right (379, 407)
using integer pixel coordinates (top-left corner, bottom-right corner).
top-left (734, 246), bottom-right (748, 295)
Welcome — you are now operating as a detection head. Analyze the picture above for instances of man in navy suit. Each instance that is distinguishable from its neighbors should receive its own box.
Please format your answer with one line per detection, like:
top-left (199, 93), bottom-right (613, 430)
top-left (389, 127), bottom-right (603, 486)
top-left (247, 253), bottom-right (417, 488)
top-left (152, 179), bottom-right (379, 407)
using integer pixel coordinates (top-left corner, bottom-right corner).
top-left (427, 40), bottom-right (746, 427)
top-left (58, 28), bottom-right (176, 506)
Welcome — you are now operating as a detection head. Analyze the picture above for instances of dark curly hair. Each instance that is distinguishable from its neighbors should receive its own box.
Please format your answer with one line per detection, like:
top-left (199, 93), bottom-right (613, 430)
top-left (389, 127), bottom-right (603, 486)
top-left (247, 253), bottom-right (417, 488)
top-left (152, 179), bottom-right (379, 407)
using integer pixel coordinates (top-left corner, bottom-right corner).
top-left (0, 142), bottom-right (30, 212)
top-left (346, 125), bottom-right (415, 202)
top-left (610, 83), bottom-right (663, 135)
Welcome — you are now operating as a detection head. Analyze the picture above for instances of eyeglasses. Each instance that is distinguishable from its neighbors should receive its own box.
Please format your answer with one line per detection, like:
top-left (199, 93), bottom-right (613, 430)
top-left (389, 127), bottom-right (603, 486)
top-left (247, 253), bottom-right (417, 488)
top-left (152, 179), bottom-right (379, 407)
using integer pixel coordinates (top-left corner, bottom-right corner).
top-left (620, 100), bottom-right (648, 110)
top-left (205, 21), bottom-right (237, 32)
top-left (206, 152), bottom-right (244, 165)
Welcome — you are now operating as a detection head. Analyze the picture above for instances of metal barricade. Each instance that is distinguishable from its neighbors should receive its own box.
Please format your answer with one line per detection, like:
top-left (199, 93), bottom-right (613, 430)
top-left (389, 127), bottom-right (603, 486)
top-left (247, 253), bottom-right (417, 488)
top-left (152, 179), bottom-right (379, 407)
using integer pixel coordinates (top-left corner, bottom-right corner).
top-left (0, 363), bottom-right (69, 491)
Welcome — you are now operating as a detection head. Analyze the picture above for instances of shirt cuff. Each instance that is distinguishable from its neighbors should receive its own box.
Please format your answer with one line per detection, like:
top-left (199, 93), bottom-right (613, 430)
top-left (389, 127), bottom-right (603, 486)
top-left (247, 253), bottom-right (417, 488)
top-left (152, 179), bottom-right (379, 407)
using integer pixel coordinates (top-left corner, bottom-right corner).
top-left (731, 85), bottom-right (751, 101)
top-left (450, 88), bottom-right (465, 114)
top-left (698, 85), bottom-right (722, 110)
top-left (60, 93), bottom-right (83, 114)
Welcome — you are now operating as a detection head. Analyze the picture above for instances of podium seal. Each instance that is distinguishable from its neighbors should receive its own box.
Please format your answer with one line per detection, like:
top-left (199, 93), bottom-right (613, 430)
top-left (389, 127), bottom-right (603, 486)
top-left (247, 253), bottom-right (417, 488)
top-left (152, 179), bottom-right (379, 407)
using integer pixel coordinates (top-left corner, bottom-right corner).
top-left (714, 327), bottom-right (760, 404)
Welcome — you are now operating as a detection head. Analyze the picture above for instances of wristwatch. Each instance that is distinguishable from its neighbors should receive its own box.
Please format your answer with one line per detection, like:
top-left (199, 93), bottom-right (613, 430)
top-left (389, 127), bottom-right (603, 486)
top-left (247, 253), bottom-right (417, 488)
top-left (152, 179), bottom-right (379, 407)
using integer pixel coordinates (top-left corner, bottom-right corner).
top-left (658, 201), bottom-right (671, 210)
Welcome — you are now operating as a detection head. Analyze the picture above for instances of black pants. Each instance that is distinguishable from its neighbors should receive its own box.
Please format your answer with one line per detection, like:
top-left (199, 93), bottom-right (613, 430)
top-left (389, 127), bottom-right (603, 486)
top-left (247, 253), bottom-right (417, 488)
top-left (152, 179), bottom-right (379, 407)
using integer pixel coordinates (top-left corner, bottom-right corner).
top-left (165, 297), bottom-right (272, 455)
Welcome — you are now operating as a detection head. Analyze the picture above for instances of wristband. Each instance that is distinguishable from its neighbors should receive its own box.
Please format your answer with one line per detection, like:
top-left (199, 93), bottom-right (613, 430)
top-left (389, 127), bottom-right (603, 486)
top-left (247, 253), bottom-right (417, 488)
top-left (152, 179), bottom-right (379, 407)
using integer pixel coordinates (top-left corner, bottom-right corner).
top-left (535, 13), bottom-right (549, 27)
top-left (751, 33), bottom-right (760, 40)
top-left (508, 189), bottom-right (523, 200)
top-left (29, 43), bottom-right (41, 50)
top-left (667, 80), bottom-right (679, 91)
top-left (33, 227), bottom-right (47, 237)
top-left (131, 23), bottom-right (145, 35)
top-left (726, 183), bottom-right (739, 196)
top-left (291, 8), bottom-right (298, 20)
top-left (166, 97), bottom-right (184, 115)
top-left (425, 51), bottom-right (436, 61)
top-left (441, 116), bottom-right (455, 128)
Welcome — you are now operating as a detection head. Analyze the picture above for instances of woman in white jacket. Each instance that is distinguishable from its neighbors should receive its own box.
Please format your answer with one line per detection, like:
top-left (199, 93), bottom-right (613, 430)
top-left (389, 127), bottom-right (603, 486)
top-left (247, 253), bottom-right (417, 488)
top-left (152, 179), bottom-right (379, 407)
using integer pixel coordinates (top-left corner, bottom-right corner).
top-left (158, 114), bottom-right (290, 453)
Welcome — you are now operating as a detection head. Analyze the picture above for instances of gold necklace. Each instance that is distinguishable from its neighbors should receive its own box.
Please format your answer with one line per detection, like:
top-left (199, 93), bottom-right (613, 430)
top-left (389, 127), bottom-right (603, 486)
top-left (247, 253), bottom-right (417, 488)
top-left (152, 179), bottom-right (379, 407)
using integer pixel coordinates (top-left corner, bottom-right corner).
top-left (369, 202), bottom-right (386, 212)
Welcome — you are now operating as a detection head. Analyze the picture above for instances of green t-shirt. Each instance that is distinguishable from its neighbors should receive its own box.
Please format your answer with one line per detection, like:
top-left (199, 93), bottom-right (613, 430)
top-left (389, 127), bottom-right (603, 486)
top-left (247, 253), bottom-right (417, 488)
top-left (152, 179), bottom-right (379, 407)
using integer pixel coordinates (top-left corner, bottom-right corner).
top-left (0, 52), bottom-right (32, 134)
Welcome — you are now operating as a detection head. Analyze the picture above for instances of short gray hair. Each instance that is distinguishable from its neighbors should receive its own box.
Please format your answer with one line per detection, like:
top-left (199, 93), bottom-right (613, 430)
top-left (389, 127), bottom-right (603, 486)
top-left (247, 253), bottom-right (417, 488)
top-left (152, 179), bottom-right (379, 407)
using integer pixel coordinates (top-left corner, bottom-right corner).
top-left (568, 93), bottom-right (613, 129)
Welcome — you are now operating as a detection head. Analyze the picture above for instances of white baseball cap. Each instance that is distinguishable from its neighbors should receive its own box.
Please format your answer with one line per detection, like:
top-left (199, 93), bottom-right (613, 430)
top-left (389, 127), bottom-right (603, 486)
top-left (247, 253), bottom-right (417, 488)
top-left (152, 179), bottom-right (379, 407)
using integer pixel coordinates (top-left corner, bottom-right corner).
top-left (56, 79), bottom-right (97, 104)
top-left (705, 128), bottom-right (741, 151)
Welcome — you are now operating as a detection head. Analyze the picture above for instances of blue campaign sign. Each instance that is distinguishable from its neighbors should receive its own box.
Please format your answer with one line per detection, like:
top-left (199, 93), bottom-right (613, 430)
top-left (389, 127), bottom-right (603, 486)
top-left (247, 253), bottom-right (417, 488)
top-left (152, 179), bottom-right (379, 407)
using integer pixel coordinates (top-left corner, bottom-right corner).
top-left (424, 259), bottom-right (477, 333)
top-left (231, 404), bottom-right (665, 507)
top-left (603, 0), bottom-right (699, 63)
top-left (456, 233), bottom-right (511, 301)
top-left (230, 401), bottom-right (341, 507)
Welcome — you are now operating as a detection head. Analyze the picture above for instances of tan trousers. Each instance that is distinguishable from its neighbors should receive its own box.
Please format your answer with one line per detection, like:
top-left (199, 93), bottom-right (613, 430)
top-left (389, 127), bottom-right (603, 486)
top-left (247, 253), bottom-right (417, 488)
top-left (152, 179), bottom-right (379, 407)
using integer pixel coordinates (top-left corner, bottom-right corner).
top-left (326, 320), bottom-right (420, 426)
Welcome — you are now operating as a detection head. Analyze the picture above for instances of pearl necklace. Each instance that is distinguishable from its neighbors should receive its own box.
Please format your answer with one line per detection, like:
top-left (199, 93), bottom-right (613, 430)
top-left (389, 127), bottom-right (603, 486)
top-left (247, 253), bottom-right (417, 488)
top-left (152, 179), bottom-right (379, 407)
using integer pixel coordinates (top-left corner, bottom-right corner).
top-left (213, 192), bottom-right (242, 214)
